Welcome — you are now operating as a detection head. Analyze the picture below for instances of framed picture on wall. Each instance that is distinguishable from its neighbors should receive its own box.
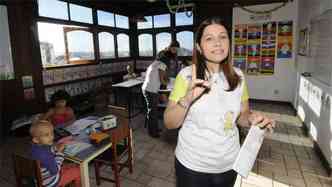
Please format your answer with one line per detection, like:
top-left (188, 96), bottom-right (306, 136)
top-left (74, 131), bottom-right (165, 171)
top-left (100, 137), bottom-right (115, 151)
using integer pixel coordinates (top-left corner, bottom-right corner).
top-left (298, 28), bottom-right (310, 56)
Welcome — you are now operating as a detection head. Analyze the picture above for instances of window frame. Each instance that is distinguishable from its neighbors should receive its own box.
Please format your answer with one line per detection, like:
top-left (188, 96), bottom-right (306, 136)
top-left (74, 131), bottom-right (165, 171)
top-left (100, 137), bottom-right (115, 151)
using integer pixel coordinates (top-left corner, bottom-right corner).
top-left (136, 11), bottom-right (194, 59)
top-left (36, 1), bottom-right (131, 69)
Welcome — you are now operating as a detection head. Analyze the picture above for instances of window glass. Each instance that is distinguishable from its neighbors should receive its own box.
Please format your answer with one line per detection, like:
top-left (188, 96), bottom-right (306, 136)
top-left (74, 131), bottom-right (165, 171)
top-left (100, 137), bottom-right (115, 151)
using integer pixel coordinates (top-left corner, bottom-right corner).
top-left (99, 32), bottom-right (115, 59)
top-left (117, 34), bottom-right (130, 57)
top-left (115, 14), bottom-right (129, 29)
top-left (176, 11), bottom-right (193, 26)
top-left (138, 34), bottom-right (153, 56)
top-left (38, 0), bottom-right (68, 20)
top-left (69, 4), bottom-right (93, 24)
top-left (66, 30), bottom-right (95, 61)
top-left (176, 31), bottom-right (193, 56)
top-left (38, 22), bottom-right (95, 67)
top-left (154, 14), bottom-right (170, 28)
top-left (97, 10), bottom-right (114, 27)
top-left (38, 22), bottom-right (68, 67)
top-left (137, 16), bottom-right (152, 29)
top-left (156, 32), bottom-right (171, 53)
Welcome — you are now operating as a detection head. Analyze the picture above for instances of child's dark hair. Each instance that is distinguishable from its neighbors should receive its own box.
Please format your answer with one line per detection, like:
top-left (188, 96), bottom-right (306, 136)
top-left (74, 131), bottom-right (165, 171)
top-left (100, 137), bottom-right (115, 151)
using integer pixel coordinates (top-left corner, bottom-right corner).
top-left (50, 90), bottom-right (71, 106)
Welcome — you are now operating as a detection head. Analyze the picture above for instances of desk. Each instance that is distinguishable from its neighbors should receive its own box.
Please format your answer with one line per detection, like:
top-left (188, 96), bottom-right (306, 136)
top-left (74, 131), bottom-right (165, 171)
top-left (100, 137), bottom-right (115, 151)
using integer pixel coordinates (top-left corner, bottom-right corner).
top-left (112, 78), bottom-right (144, 119)
top-left (65, 137), bottom-right (112, 187)
top-left (63, 113), bottom-right (131, 187)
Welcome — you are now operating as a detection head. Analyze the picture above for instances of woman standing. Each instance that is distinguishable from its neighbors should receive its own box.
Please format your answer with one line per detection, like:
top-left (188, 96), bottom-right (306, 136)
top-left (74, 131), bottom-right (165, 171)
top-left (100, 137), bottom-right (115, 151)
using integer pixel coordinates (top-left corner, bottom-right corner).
top-left (164, 17), bottom-right (275, 187)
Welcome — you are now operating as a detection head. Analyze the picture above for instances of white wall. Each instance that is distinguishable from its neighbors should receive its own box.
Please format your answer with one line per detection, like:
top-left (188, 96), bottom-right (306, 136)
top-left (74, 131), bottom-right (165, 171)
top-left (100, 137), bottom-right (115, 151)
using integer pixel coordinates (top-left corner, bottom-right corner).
top-left (297, 0), bottom-right (332, 79)
top-left (232, 1), bottom-right (298, 102)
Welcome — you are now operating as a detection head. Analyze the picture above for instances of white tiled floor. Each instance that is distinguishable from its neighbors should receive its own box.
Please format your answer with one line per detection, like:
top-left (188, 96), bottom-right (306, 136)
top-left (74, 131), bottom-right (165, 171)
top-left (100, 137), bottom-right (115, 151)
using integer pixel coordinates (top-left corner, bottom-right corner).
top-left (1, 101), bottom-right (332, 187)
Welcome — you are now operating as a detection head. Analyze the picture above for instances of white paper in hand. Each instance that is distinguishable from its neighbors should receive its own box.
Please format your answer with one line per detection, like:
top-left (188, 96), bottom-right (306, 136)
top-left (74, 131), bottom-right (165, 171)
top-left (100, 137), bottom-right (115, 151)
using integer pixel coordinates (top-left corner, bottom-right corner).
top-left (232, 125), bottom-right (265, 178)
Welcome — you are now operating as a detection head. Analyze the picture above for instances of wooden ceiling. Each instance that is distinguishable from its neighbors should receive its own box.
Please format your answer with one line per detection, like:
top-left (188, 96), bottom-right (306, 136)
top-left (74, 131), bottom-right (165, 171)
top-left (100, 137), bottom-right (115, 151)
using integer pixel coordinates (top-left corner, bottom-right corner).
top-left (81, 0), bottom-right (291, 15)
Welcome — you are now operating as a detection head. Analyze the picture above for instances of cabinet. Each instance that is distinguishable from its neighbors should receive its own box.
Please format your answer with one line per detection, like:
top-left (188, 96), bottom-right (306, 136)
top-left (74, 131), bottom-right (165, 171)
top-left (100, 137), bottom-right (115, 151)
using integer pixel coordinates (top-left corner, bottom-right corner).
top-left (297, 75), bottom-right (332, 169)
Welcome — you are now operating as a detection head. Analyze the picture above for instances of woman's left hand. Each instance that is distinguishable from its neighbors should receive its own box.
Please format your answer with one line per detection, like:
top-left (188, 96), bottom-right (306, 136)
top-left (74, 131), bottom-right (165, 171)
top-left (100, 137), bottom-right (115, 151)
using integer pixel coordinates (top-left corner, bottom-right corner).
top-left (248, 111), bottom-right (276, 132)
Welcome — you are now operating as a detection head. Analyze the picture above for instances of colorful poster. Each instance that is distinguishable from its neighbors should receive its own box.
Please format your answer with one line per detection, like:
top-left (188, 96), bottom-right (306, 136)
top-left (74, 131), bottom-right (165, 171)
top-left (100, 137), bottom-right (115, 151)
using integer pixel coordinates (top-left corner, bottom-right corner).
top-left (277, 37), bottom-right (292, 58)
top-left (233, 58), bottom-right (246, 71)
top-left (247, 43), bottom-right (260, 57)
top-left (247, 57), bottom-right (260, 75)
top-left (261, 22), bottom-right (276, 74)
top-left (24, 88), bottom-right (35, 100)
top-left (234, 44), bottom-right (247, 58)
top-left (247, 25), bottom-right (261, 40)
top-left (277, 21), bottom-right (293, 58)
top-left (261, 57), bottom-right (275, 75)
top-left (262, 22), bottom-right (276, 41)
top-left (233, 24), bottom-right (248, 71)
top-left (261, 41), bottom-right (276, 56)
top-left (234, 24), bottom-right (247, 42)
top-left (247, 24), bottom-right (262, 75)
top-left (22, 75), bottom-right (34, 88)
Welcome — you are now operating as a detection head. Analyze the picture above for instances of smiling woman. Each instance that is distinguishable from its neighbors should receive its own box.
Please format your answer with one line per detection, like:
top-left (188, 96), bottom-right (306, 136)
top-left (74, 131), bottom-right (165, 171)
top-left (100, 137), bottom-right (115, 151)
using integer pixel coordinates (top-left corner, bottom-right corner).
top-left (163, 17), bottom-right (275, 187)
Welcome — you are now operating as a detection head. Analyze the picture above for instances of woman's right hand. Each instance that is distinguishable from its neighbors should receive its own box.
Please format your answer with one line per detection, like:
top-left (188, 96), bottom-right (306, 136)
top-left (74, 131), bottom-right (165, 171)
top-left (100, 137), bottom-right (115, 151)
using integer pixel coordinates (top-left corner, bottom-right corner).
top-left (186, 79), bottom-right (211, 104)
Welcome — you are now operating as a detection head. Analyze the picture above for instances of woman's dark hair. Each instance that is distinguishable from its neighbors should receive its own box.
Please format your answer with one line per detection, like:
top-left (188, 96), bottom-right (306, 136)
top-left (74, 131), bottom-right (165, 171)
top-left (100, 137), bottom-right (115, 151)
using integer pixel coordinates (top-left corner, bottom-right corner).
top-left (193, 17), bottom-right (241, 91)
top-left (50, 90), bottom-right (71, 106)
top-left (156, 40), bottom-right (180, 66)
top-left (169, 40), bottom-right (180, 48)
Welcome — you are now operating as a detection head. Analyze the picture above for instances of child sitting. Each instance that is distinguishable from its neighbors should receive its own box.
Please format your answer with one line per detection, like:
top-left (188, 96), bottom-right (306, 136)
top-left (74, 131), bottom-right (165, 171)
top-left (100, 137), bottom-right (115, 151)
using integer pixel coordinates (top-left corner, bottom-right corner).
top-left (30, 120), bottom-right (81, 187)
top-left (123, 64), bottom-right (137, 81)
top-left (42, 90), bottom-right (75, 127)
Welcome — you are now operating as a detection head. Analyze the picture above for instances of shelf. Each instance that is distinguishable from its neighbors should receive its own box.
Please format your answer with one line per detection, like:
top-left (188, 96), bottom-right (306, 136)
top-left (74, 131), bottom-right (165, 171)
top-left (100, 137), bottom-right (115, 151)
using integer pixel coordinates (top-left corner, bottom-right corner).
top-left (44, 71), bottom-right (126, 88)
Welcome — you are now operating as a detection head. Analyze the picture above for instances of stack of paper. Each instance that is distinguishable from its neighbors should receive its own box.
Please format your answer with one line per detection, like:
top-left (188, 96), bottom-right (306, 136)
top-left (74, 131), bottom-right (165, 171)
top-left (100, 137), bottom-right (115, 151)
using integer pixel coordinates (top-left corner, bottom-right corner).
top-left (65, 118), bottom-right (97, 135)
top-left (64, 142), bottom-right (92, 156)
top-left (232, 125), bottom-right (265, 178)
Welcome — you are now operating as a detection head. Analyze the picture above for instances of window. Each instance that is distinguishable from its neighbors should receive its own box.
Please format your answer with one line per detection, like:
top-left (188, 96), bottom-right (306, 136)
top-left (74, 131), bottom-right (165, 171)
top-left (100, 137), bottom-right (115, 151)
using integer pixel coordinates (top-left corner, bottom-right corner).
top-left (154, 14), bottom-right (170, 28)
top-left (65, 29), bottom-right (95, 62)
top-left (138, 34), bottom-right (153, 56)
top-left (176, 11), bottom-right (193, 26)
top-left (97, 10), bottom-right (114, 27)
top-left (38, 0), bottom-right (68, 20)
top-left (98, 32), bottom-right (115, 59)
top-left (156, 32), bottom-right (171, 53)
top-left (117, 34), bottom-right (130, 57)
top-left (69, 4), bottom-right (93, 24)
top-left (176, 31), bottom-right (193, 56)
top-left (137, 16), bottom-right (153, 29)
top-left (38, 22), bottom-right (95, 67)
top-left (115, 14), bottom-right (129, 29)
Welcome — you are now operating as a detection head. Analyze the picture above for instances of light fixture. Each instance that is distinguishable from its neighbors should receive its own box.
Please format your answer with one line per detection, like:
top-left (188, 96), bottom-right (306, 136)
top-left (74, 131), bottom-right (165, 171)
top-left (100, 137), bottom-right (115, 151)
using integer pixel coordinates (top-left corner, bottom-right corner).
top-left (166, 0), bottom-right (194, 17)
top-left (234, 0), bottom-right (292, 15)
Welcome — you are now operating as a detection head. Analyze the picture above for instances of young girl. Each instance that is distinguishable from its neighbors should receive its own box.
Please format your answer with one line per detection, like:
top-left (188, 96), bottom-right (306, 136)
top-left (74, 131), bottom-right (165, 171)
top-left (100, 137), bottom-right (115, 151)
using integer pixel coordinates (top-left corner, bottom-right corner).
top-left (42, 90), bottom-right (75, 127)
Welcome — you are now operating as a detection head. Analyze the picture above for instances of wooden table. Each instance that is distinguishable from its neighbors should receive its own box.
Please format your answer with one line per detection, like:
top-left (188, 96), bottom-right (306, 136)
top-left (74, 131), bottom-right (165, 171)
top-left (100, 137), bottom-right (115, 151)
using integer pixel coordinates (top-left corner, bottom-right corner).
top-left (63, 112), bottom-right (132, 187)
top-left (112, 78), bottom-right (144, 119)
top-left (63, 122), bottom-right (112, 187)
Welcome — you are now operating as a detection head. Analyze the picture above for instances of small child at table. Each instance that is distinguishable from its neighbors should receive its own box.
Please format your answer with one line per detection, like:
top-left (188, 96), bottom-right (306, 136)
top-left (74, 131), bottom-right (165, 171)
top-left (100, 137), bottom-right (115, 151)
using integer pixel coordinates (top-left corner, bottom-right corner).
top-left (30, 119), bottom-right (81, 187)
top-left (42, 90), bottom-right (75, 127)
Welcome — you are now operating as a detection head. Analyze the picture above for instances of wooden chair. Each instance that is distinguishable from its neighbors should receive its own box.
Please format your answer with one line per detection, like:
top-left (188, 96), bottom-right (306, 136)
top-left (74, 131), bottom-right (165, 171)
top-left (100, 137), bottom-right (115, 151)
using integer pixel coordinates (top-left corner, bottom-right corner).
top-left (13, 153), bottom-right (43, 187)
top-left (94, 105), bottom-right (133, 187)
